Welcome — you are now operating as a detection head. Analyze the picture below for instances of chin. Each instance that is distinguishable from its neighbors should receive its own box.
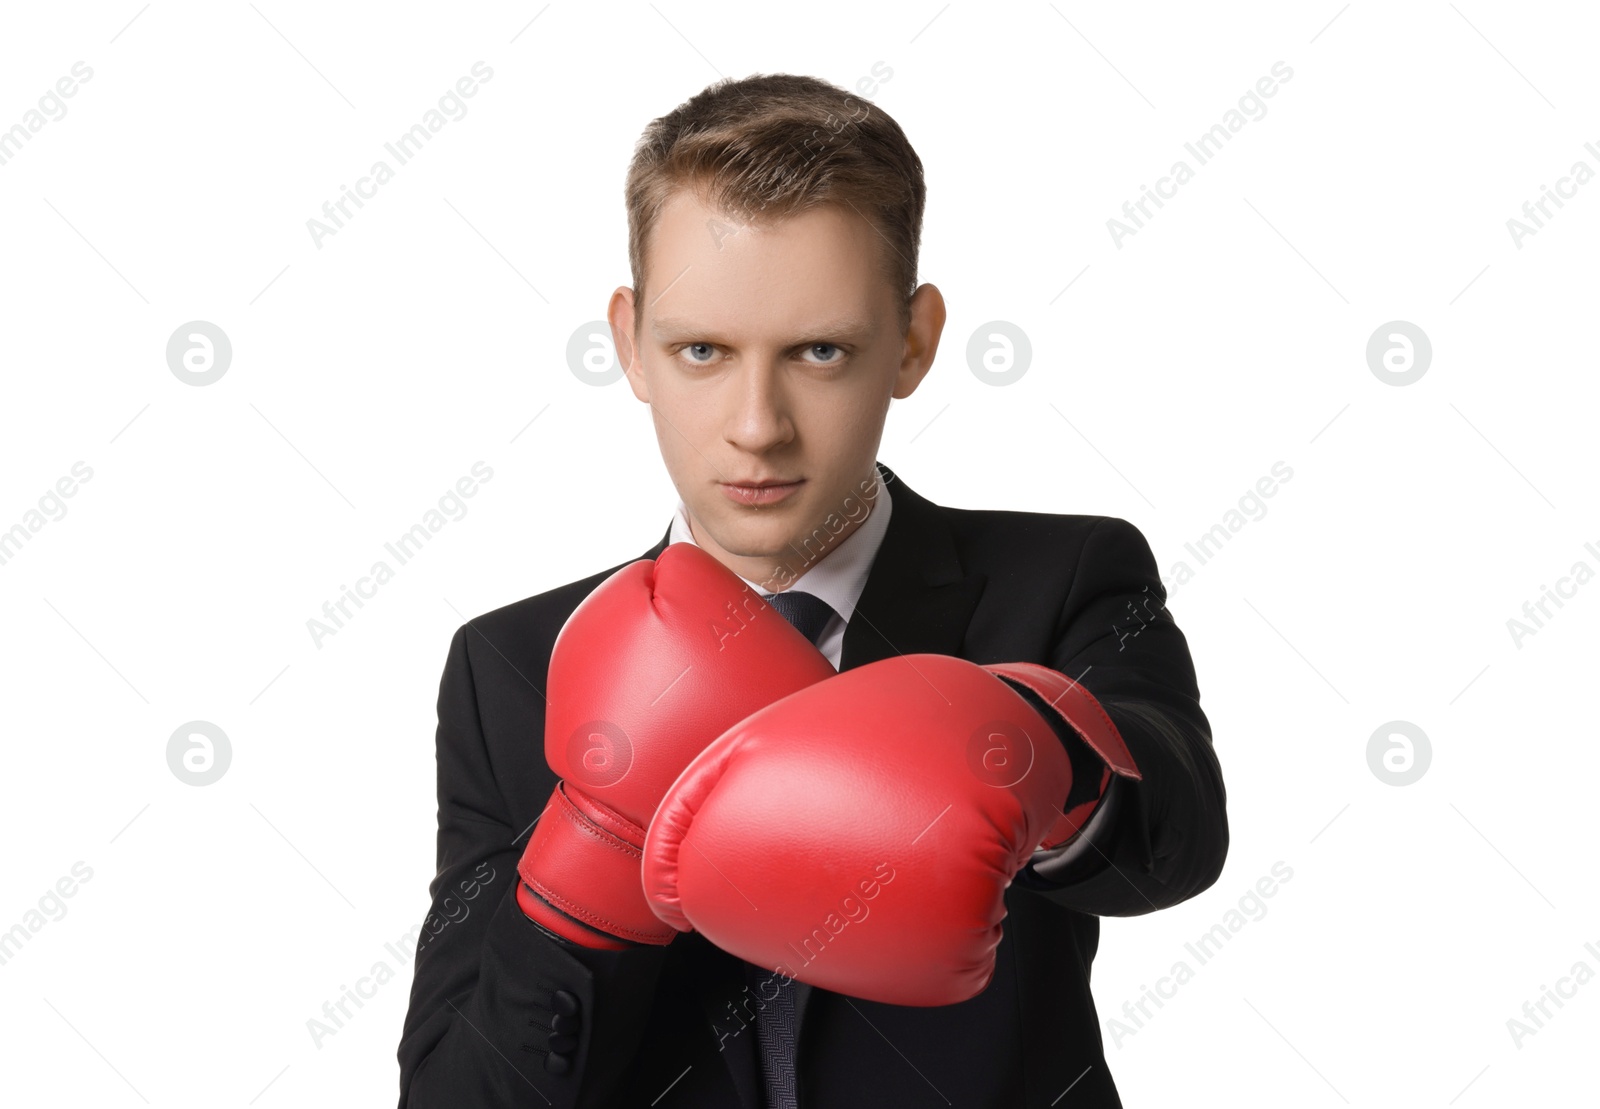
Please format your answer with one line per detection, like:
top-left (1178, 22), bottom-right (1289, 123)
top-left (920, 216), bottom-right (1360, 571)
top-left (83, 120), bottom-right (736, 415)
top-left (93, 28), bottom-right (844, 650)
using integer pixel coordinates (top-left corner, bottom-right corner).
top-left (696, 513), bottom-right (792, 556)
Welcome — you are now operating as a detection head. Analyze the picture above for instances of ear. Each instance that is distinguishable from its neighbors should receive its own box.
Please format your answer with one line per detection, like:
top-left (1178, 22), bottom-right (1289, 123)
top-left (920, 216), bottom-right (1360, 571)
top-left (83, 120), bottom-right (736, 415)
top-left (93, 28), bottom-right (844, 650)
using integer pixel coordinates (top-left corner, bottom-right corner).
top-left (893, 283), bottom-right (945, 400)
top-left (609, 286), bottom-right (650, 403)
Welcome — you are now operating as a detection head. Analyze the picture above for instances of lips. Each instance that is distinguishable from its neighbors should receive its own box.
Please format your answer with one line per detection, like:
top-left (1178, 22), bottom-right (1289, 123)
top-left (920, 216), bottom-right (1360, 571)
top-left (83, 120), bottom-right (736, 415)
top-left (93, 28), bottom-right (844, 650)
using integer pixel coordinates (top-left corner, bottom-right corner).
top-left (720, 478), bottom-right (804, 507)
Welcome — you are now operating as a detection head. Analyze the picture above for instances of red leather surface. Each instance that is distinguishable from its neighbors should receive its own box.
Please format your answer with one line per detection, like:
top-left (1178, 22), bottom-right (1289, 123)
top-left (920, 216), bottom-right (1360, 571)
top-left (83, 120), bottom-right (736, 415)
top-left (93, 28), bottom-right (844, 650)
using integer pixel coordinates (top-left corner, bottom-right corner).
top-left (517, 542), bottom-right (836, 947)
top-left (642, 652), bottom-right (1074, 1005)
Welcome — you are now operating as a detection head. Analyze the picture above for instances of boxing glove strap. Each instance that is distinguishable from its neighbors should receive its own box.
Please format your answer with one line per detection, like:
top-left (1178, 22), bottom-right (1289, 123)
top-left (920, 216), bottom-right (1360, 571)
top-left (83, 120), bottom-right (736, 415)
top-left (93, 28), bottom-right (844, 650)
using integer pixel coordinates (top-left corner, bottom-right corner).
top-left (517, 781), bottom-right (677, 946)
top-left (984, 661), bottom-right (1142, 852)
top-left (982, 662), bottom-right (1141, 780)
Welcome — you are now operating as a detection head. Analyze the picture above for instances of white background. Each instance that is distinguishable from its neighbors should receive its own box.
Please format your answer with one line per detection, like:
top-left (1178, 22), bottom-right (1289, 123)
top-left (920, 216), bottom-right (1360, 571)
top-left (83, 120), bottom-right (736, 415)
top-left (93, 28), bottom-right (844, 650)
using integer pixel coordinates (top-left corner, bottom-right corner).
top-left (1, 2), bottom-right (1595, 1105)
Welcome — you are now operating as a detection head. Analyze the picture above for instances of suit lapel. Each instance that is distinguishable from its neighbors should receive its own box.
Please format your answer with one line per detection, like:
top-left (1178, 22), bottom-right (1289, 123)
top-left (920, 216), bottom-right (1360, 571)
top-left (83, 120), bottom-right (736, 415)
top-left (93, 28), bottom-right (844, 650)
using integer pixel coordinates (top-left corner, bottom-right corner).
top-left (838, 461), bottom-right (987, 670)
top-left (676, 932), bottom-right (765, 1109)
top-left (635, 461), bottom-right (987, 1106)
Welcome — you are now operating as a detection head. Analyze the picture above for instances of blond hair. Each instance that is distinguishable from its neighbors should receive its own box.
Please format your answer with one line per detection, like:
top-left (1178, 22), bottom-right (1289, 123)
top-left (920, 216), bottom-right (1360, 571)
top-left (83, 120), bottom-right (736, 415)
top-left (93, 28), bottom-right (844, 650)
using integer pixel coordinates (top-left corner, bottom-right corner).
top-left (624, 72), bottom-right (926, 336)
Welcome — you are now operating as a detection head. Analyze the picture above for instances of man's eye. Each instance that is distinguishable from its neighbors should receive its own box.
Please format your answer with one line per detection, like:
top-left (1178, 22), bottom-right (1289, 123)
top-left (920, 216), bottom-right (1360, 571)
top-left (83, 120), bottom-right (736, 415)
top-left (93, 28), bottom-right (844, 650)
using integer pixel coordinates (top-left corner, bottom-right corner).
top-left (675, 342), bottom-right (845, 366)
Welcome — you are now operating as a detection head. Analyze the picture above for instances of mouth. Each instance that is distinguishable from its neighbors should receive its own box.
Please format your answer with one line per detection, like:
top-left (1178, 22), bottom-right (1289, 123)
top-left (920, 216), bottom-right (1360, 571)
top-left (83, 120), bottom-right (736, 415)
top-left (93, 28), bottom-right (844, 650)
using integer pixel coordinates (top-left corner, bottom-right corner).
top-left (720, 478), bottom-right (805, 507)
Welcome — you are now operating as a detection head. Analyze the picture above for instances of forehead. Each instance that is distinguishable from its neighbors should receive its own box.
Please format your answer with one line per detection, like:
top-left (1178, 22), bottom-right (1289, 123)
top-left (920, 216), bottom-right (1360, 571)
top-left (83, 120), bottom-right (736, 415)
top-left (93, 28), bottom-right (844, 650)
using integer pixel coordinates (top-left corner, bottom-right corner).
top-left (643, 189), bottom-right (890, 334)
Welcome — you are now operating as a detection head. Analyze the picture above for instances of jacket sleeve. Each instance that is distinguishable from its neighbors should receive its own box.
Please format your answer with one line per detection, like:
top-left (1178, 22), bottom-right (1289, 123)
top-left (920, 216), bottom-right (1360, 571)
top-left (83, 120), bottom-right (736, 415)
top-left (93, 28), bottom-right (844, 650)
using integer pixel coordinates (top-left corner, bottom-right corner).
top-left (1012, 515), bottom-right (1229, 916)
top-left (397, 623), bottom-right (668, 1108)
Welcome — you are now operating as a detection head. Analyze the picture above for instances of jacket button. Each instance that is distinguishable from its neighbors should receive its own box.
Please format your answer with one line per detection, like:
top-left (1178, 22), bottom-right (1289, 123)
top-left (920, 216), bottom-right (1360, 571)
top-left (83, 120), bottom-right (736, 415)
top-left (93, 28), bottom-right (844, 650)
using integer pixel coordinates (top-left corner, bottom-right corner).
top-left (545, 989), bottom-right (581, 1073)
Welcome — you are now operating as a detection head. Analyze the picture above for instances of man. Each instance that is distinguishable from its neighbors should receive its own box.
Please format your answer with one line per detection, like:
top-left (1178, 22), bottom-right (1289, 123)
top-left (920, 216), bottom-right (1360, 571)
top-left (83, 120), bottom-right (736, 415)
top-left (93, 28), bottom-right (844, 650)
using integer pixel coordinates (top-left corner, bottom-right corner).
top-left (397, 73), bottom-right (1227, 1107)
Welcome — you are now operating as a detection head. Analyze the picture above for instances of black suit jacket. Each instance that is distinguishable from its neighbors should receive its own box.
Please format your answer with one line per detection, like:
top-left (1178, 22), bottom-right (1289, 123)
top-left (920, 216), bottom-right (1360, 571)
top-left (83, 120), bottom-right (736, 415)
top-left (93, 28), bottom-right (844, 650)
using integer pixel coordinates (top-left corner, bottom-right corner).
top-left (396, 461), bottom-right (1228, 1108)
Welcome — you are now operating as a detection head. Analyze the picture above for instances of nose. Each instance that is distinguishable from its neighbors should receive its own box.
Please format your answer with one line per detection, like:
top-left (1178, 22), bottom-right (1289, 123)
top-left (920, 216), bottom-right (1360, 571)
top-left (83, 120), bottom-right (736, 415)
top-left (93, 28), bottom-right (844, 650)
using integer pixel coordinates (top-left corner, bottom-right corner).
top-left (723, 361), bottom-right (795, 455)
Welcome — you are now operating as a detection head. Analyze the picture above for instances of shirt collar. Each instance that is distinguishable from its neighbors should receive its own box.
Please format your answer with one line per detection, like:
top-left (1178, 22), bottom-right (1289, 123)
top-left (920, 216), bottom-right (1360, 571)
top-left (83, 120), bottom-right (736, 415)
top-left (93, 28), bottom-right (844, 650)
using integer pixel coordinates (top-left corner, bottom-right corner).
top-left (667, 467), bottom-right (893, 623)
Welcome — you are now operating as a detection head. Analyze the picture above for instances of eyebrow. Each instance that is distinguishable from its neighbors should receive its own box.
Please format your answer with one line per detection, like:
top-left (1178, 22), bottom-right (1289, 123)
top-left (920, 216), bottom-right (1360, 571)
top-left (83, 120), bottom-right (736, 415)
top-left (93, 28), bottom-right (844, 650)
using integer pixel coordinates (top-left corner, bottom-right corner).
top-left (650, 316), bottom-right (875, 341)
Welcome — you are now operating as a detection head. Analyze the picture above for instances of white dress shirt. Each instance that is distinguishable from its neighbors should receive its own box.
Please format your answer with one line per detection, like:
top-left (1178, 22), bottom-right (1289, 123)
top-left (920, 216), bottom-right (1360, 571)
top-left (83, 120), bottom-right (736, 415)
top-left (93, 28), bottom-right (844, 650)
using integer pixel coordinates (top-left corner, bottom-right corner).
top-left (667, 468), bottom-right (892, 670)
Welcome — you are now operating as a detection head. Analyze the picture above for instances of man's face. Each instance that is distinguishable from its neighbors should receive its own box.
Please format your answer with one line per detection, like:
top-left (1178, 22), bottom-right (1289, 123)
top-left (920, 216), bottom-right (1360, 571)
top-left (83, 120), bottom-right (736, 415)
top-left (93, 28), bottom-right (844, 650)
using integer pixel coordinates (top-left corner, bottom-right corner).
top-left (612, 188), bottom-right (942, 590)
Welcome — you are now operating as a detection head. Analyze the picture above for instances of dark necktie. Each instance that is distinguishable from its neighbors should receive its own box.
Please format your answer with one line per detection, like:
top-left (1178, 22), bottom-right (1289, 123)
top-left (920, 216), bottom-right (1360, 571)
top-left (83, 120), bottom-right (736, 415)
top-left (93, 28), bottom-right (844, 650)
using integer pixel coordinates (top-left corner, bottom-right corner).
top-left (763, 589), bottom-right (835, 651)
top-left (746, 589), bottom-right (832, 1109)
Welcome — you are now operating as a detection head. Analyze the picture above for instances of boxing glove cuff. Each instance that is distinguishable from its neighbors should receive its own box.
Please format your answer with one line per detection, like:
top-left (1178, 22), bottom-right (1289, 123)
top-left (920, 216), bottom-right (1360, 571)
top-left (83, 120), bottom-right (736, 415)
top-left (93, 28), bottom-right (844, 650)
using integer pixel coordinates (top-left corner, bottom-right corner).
top-left (517, 782), bottom-right (676, 946)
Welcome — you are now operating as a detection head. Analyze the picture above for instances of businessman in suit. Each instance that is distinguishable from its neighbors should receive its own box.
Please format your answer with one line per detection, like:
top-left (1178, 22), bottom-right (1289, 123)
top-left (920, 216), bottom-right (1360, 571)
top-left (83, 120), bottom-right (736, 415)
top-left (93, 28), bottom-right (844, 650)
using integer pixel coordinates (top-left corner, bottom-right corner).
top-left (397, 73), bottom-right (1228, 1107)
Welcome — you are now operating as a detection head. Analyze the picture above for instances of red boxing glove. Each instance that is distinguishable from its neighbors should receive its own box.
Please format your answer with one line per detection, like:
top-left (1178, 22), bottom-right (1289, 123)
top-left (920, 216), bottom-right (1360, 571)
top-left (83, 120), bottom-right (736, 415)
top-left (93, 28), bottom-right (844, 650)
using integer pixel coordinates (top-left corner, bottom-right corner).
top-left (516, 543), bottom-right (836, 949)
top-left (642, 653), bottom-right (1103, 1005)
